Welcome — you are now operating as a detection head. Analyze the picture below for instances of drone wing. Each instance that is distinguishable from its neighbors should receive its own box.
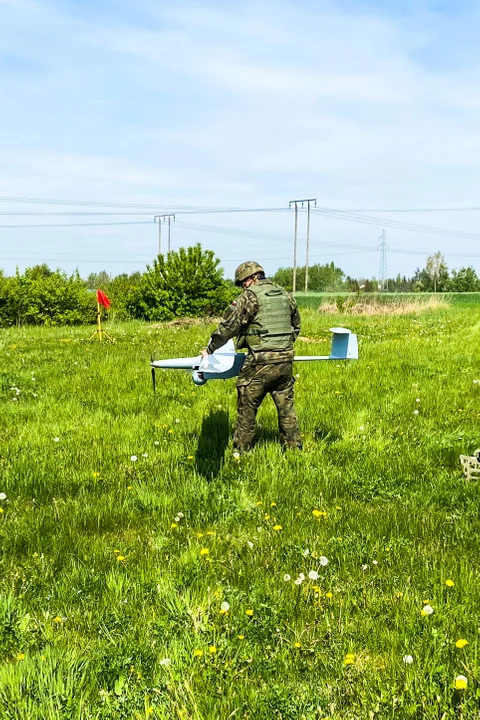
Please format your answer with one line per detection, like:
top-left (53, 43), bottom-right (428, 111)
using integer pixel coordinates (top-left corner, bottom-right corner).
top-left (150, 339), bottom-right (237, 372)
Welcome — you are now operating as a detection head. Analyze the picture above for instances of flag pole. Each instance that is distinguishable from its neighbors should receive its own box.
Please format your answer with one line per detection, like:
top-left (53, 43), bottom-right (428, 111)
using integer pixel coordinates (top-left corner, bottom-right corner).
top-left (89, 293), bottom-right (114, 342)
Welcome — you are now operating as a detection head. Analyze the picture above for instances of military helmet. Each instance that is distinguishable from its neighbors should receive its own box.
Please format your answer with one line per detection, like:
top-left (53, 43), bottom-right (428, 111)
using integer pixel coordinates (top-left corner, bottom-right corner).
top-left (234, 261), bottom-right (265, 286)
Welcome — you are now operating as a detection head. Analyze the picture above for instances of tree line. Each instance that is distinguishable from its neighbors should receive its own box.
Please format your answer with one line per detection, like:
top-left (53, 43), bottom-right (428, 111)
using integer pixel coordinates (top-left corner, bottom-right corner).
top-left (0, 248), bottom-right (479, 327)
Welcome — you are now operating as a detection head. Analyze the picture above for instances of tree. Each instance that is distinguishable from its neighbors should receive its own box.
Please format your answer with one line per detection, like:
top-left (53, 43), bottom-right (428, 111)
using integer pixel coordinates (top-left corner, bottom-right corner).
top-left (126, 244), bottom-right (236, 321)
top-left (86, 270), bottom-right (111, 289)
top-left (425, 252), bottom-right (449, 292)
top-left (273, 262), bottom-right (346, 292)
top-left (449, 266), bottom-right (480, 292)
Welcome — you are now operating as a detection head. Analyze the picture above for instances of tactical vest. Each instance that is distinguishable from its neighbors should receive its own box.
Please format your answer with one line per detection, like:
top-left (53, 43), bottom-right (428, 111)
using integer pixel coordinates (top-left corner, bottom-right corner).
top-left (239, 281), bottom-right (294, 352)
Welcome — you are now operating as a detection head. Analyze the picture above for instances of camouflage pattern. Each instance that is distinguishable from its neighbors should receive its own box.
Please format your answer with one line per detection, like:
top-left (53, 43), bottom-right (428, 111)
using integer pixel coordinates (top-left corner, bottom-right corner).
top-left (234, 261), bottom-right (265, 286)
top-left (206, 279), bottom-right (302, 451)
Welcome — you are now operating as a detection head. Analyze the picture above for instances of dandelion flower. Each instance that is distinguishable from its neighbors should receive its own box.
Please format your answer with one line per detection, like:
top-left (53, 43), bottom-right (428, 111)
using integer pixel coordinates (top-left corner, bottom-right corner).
top-left (193, 649), bottom-right (204, 658)
top-left (455, 675), bottom-right (468, 690)
top-left (199, 548), bottom-right (209, 556)
top-left (361, 564), bottom-right (368, 571)
top-left (220, 601), bottom-right (230, 614)
top-left (445, 579), bottom-right (454, 587)
top-left (413, 409), bottom-right (419, 415)
top-left (116, 555), bottom-right (126, 562)
top-left (273, 524), bottom-right (282, 532)
top-left (130, 455), bottom-right (138, 462)
top-left (168, 429), bottom-right (174, 434)
top-left (175, 419), bottom-right (180, 424)
top-left (16, 653), bottom-right (25, 661)
top-left (233, 452), bottom-right (240, 461)
top-left (294, 642), bottom-right (301, 648)
top-left (283, 574), bottom-right (291, 582)
top-left (456, 639), bottom-right (468, 649)
top-left (237, 634), bottom-right (245, 640)
top-left (0, 493), bottom-right (6, 501)
top-left (53, 437), bottom-right (60, 443)
top-left (170, 523), bottom-right (178, 529)
top-left (271, 502), bottom-right (277, 507)
top-left (326, 592), bottom-right (333, 599)
top-left (159, 658), bottom-right (171, 666)
top-left (209, 646), bottom-right (217, 654)
top-left (344, 654), bottom-right (355, 665)
top-left (319, 556), bottom-right (328, 567)
top-left (302, 549), bottom-right (310, 557)
top-left (177, 512), bottom-right (184, 519)
top-left (154, 440), bottom-right (160, 446)
top-left (359, 426), bottom-right (365, 431)
top-left (53, 616), bottom-right (63, 624)
top-left (245, 609), bottom-right (254, 617)
top-left (312, 509), bottom-right (327, 518)
top-left (92, 472), bottom-right (100, 478)
top-left (421, 604), bottom-right (434, 616)
top-left (308, 570), bottom-right (319, 581)
top-left (372, 560), bottom-right (378, 566)
top-left (142, 453), bottom-right (148, 458)
top-left (403, 654), bottom-right (414, 664)
top-left (187, 455), bottom-right (194, 461)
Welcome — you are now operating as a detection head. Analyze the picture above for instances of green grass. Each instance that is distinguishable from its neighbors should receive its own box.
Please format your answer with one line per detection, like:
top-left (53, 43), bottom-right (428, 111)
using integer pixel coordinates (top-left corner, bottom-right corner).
top-left (1, 307), bottom-right (480, 719)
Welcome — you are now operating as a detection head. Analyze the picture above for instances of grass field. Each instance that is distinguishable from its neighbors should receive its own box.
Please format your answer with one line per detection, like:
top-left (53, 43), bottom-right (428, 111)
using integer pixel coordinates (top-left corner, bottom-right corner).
top-left (295, 292), bottom-right (480, 311)
top-left (1, 302), bottom-right (480, 719)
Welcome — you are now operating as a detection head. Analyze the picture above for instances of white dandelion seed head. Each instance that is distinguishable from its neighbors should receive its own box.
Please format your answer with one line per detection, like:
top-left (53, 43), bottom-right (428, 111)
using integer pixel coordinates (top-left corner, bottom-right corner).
top-left (130, 455), bottom-right (138, 462)
top-left (12, 397), bottom-right (18, 402)
top-left (174, 516), bottom-right (181, 523)
top-left (53, 437), bottom-right (60, 442)
top-left (294, 577), bottom-right (303, 585)
top-left (308, 570), bottom-right (319, 581)
top-left (177, 512), bottom-right (184, 519)
top-left (319, 556), bottom-right (329, 567)
top-left (416, 398), bottom-right (420, 403)
top-left (220, 601), bottom-right (230, 613)
top-left (154, 440), bottom-right (160, 446)
top-left (362, 564), bottom-right (369, 571)
top-left (283, 574), bottom-right (291, 582)
top-left (298, 573), bottom-right (305, 581)
top-left (413, 409), bottom-right (419, 415)
top-left (0, 493), bottom-right (6, 501)
top-left (159, 658), bottom-right (171, 666)
top-left (302, 548), bottom-right (310, 557)
top-left (359, 426), bottom-right (365, 431)
top-left (422, 604), bottom-right (434, 615)
top-left (233, 451), bottom-right (241, 460)
top-left (142, 453), bottom-right (148, 458)
top-left (247, 541), bottom-right (254, 549)
top-left (175, 419), bottom-right (180, 424)
top-left (372, 560), bottom-right (378, 565)
top-left (403, 654), bottom-right (414, 664)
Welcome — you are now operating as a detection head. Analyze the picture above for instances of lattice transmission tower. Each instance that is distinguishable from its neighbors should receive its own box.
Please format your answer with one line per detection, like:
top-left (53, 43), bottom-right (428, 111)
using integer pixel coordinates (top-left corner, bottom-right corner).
top-left (377, 229), bottom-right (388, 291)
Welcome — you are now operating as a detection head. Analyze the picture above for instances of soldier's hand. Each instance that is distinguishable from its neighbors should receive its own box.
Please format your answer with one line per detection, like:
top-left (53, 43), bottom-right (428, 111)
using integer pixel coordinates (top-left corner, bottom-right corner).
top-left (200, 348), bottom-right (209, 357)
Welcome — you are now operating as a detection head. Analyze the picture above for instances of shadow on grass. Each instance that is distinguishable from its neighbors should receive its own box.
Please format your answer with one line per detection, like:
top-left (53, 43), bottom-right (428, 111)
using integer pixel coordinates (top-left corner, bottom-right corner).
top-left (196, 410), bottom-right (230, 478)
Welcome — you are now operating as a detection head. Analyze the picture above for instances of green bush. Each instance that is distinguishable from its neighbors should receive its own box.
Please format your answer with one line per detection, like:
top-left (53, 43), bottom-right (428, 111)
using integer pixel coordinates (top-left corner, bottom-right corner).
top-left (0, 267), bottom-right (97, 327)
top-left (126, 244), bottom-right (237, 321)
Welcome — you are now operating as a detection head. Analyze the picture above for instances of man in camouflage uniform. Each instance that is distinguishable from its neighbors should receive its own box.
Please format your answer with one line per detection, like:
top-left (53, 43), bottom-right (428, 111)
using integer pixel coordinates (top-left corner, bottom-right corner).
top-left (202, 262), bottom-right (302, 452)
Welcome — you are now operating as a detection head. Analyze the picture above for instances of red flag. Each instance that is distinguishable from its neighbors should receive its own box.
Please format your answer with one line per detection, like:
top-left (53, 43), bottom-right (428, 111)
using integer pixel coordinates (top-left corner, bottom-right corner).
top-left (96, 289), bottom-right (111, 309)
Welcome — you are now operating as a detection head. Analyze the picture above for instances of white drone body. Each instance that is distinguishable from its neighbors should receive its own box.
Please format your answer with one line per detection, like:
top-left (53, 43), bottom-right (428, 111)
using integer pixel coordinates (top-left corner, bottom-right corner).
top-left (151, 327), bottom-right (358, 386)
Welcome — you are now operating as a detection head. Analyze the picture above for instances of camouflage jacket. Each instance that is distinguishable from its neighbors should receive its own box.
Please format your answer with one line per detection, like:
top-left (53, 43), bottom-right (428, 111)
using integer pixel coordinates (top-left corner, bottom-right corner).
top-left (206, 285), bottom-right (301, 364)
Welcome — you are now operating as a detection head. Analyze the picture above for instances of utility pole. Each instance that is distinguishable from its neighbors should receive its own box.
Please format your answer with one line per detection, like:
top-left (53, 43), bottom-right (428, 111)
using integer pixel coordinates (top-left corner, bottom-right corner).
top-left (154, 214), bottom-right (175, 255)
top-left (378, 229), bottom-right (388, 291)
top-left (289, 198), bottom-right (316, 294)
top-left (304, 198), bottom-right (316, 292)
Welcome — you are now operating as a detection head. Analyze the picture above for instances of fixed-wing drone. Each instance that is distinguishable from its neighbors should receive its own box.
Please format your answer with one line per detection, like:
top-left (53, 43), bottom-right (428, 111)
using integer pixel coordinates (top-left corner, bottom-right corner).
top-left (150, 327), bottom-right (358, 388)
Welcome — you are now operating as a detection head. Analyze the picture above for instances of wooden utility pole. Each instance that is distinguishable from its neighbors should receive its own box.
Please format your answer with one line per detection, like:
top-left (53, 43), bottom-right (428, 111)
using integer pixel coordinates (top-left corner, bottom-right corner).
top-left (304, 198), bottom-right (316, 292)
top-left (154, 214), bottom-right (175, 255)
top-left (289, 198), bottom-right (316, 294)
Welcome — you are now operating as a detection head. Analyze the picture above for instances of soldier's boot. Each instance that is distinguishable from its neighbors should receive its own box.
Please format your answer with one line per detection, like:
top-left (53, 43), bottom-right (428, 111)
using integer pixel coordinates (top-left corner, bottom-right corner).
top-left (233, 380), bottom-right (267, 452)
top-left (271, 383), bottom-right (303, 450)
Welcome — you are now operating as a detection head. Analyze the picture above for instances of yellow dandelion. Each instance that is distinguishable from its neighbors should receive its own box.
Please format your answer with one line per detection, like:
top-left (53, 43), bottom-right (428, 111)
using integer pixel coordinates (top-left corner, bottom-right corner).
top-left (455, 675), bottom-right (468, 690)
top-left (193, 649), bottom-right (204, 658)
top-left (170, 522), bottom-right (178, 529)
top-left (264, 514), bottom-right (271, 521)
top-left (206, 531), bottom-right (215, 536)
top-left (245, 609), bottom-right (254, 617)
top-left (0, 508), bottom-right (4, 514)
top-left (273, 524), bottom-right (283, 531)
top-left (270, 502), bottom-right (277, 507)
top-left (445, 579), bottom-right (455, 587)
top-left (255, 501), bottom-right (263, 506)
top-left (294, 642), bottom-right (302, 648)
top-left (237, 635), bottom-right (245, 640)
top-left (456, 639), bottom-right (468, 649)
top-left (344, 656), bottom-right (355, 665)
top-left (312, 509), bottom-right (327, 518)
top-left (209, 646), bottom-right (217, 654)
top-left (53, 616), bottom-right (63, 624)
top-left (199, 548), bottom-right (209, 556)
top-left (127, 485), bottom-right (133, 490)
top-left (196, 532), bottom-right (204, 538)
top-left (335, 505), bottom-right (342, 510)
top-left (146, 708), bottom-right (154, 717)
top-left (395, 592), bottom-right (403, 599)
top-left (92, 471), bottom-right (100, 478)
top-left (16, 653), bottom-right (25, 661)
top-left (114, 549), bottom-right (121, 554)
top-left (116, 555), bottom-right (126, 562)
top-left (168, 429), bottom-right (174, 434)
top-left (187, 455), bottom-right (194, 461)
top-left (326, 592), bottom-right (333, 599)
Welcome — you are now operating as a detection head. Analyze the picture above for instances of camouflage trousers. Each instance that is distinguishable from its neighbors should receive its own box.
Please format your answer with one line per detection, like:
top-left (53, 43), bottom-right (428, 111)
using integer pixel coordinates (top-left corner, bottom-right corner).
top-left (233, 361), bottom-right (302, 452)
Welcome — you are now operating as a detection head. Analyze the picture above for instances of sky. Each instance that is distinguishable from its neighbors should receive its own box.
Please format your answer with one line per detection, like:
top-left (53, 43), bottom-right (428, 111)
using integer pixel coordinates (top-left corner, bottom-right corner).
top-left (1, 0), bottom-right (480, 281)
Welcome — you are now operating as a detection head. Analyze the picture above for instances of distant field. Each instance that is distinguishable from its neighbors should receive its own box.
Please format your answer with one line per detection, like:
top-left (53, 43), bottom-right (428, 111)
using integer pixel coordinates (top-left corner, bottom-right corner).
top-left (295, 292), bottom-right (480, 310)
top-left (1, 306), bottom-right (480, 718)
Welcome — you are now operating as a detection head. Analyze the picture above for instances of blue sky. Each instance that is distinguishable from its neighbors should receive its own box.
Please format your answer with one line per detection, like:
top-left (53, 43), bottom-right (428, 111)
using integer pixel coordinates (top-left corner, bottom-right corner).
top-left (1, 0), bottom-right (480, 280)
